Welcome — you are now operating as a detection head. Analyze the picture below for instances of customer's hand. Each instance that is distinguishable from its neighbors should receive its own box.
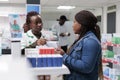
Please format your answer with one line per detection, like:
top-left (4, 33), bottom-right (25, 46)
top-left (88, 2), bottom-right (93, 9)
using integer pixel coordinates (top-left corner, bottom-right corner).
top-left (55, 48), bottom-right (65, 55)
top-left (37, 38), bottom-right (47, 45)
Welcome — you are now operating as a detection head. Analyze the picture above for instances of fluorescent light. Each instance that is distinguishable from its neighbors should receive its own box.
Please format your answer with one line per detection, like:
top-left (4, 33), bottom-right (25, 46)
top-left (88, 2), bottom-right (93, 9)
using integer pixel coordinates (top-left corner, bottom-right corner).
top-left (0, 0), bottom-right (8, 1)
top-left (57, 6), bottom-right (75, 10)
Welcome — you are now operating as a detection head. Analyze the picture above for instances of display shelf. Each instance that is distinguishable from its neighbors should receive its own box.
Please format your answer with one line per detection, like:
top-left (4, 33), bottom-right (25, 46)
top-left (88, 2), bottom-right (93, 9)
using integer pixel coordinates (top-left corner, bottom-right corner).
top-left (0, 55), bottom-right (70, 76)
top-left (0, 55), bottom-right (38, 80)
top-left (102, 34), bottom-right (120, 80)
top-left (102, 58), bottom-right (120, 65)
top-left (30, 64), bottom-right (70, 75)
top-left (105, 43), bottom-right (120, 47)
top-left (104, 75), bottom-right (111, 80)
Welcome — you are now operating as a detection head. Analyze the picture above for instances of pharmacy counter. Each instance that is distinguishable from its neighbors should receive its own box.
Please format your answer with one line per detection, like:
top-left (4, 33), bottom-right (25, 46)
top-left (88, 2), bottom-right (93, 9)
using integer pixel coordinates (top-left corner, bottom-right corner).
top-left (0, 55), bottom-right (37, 80)
top-left (31, 64), bottom-right (70, 75)
top-left (0, 55), bottom-right (70, 80)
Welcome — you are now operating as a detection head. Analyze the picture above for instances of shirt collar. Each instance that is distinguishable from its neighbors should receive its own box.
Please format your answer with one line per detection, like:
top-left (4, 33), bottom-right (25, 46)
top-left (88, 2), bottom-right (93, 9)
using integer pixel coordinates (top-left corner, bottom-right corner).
top-left (83, 31), bottom-right (95, 39)
top-left (26, 30), bottom-right (35, 38)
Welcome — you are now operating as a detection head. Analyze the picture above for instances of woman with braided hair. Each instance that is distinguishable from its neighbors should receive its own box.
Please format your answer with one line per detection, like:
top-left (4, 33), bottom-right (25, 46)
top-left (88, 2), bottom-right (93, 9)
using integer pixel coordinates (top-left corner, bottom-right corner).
top-left (55, 10), bottom-right (103, 80)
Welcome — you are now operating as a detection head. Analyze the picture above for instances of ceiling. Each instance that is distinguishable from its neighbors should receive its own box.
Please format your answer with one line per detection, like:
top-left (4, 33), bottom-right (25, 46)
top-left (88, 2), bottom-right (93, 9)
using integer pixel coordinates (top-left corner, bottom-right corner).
top-left (0, 0), bottom-right (120, 12)
top-left (0, 0), bottom-right (120, 6)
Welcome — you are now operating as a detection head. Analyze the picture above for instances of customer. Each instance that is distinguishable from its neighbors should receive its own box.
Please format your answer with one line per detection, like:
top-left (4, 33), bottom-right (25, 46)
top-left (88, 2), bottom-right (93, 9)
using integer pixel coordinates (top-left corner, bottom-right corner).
top-left (21, 11), bottom-right (46, 53)
top-left (55, 10), bottom-right (103, 80)
top-left (52, 15), bottom-right (70, 52)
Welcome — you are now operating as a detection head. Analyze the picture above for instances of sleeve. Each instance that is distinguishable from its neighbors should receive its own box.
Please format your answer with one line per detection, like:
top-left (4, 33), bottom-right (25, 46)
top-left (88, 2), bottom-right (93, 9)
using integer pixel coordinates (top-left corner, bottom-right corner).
top-left (21, 33), bottom-right (38, 55)
top-left (63, 39), bottom-right (101, 73)
top-left (21, 33), bottom-right (37, 49)
top-left (26, 41), bottom-right (37, 48)
top-left (21, 33), bottom-right (27, 49)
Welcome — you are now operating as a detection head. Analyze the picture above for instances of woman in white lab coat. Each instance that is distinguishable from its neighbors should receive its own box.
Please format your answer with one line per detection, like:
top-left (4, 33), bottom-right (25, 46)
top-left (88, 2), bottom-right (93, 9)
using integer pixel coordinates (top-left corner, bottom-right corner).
top-left (21, 11), bottom-right (46, 55)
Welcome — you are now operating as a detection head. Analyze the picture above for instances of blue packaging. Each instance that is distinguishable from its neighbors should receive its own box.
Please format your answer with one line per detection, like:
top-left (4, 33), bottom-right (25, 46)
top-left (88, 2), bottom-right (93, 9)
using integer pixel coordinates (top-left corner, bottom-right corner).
top-left (42, 56), bottom-right (47, 67)
top-left (103, 67), bottom-right (109, 77)
top-left (47, 57), bottom-right (53, 67)
top-left (57, 57), bottom-right (63, 67)
top-left (52, 57), bottom-right (58, 67)
top-left (37, 57), bottom-right (43, 67)
top-left (52, 54), bottom-right (63, 67)
top-left (27, 57), bottom-right (36, 67)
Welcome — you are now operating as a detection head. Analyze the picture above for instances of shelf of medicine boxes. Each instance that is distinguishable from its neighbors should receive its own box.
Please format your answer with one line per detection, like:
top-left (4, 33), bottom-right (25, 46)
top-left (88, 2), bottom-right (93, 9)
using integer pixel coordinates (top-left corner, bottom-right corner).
top-left (102, 42), bottom-right (120, 48)
top-left (25, 48), bottom-right (70, 75)
top-left (102, 58), bottom-right (120, 65)
top-left (104, 75), bottom-right (111, 80)
top-left (102, 42), bottom-right (120, 80)
top-left (102, 42), bottom-right (120, 65)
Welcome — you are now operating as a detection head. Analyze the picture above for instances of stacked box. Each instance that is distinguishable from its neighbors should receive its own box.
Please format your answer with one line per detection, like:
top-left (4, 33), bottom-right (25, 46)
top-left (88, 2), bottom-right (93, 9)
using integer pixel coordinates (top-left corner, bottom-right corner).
top-left (52, 54), bottom-right (63, 67)
top-left (27, 55), bottom-right (37, 67)
top-left (102, 33), bottom-right (120, 80)
top-left (38, 48), bottom-right (63, 67)
top-left (25, 48), bottom-right (63, 68)
top-left (105, 50), bottom-right (114, 58)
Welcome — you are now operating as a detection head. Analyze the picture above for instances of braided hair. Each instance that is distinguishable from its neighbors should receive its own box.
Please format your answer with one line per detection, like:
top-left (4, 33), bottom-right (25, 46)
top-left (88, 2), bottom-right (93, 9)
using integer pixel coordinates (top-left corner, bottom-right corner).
top-left (70, 10), bottom-right (103, 80)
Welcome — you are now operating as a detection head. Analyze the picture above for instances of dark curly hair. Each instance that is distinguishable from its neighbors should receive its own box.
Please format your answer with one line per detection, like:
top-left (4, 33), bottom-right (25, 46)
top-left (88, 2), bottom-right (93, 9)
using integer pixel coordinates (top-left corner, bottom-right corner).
top-left (26, 11), bottom-right (39, 26)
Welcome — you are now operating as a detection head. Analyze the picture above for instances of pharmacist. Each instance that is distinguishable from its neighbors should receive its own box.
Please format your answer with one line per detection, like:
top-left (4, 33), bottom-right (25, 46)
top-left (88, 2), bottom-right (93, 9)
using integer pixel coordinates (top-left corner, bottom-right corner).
top-left (21, 11), bottom-right (46, 55)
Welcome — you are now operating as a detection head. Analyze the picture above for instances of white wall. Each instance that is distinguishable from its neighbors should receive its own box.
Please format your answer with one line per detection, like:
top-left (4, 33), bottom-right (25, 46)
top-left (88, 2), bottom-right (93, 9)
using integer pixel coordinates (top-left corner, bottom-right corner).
top-left (116, 2), bottom-right (120, 33)
top-left (94, 8), bottom-right (102, 16)
top-left (102, 2), bottom-right (120, 33)
top-left (0, 5), bottom-right (26, 16)
top-left (41, 12), bottom-right (72, 21)
top-left (0, 16), bottom-right (10, 38)
top-left (102, 6), bottom-right (107, 33)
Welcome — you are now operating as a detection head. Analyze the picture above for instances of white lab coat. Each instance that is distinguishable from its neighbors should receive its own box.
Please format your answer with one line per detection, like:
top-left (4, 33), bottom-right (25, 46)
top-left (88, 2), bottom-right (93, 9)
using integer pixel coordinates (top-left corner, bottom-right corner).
top-left (21, 29), bottom-right (58, 49)
top-left (52, 23), bottom-right (69, 46)
top-left (21, 30), bottom-right (38, 49)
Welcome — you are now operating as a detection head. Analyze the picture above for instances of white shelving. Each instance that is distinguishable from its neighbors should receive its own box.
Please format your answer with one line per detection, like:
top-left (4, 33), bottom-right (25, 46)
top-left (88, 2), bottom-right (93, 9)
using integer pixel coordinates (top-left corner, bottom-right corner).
top-left (102, 58), bottom-right (120, 65)
top-left (31, 65), bottom-right (70, 75)
top-left (102, 34), bottom-right (120, 80)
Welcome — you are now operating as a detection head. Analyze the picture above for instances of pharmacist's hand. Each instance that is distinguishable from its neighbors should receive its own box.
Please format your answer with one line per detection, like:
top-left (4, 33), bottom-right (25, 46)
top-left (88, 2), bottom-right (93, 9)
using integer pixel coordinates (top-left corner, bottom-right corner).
top-left (37, 38), bottom-right (47, 45)
top-left (59, 33), bottom-right (65, 37)
top-left (68, 33), bottom-right (70, 36)
top-left (55, 48), bottom-right (65, 55)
